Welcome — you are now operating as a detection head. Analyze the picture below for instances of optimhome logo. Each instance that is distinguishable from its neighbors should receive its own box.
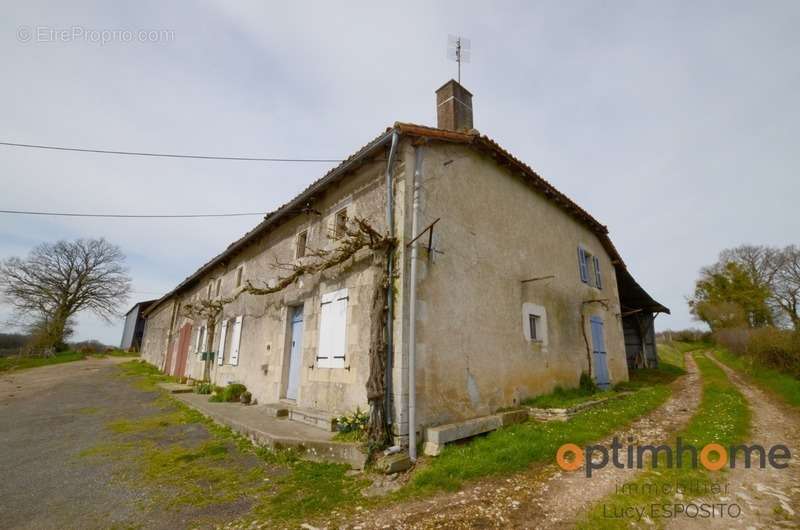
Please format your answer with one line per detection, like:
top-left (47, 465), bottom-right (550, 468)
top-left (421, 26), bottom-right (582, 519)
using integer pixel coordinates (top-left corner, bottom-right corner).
top-left (556, 437), bottom-right (791, 477)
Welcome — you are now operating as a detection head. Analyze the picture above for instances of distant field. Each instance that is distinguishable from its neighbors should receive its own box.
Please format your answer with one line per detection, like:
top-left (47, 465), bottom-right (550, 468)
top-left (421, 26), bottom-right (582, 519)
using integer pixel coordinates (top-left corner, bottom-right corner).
top-left (0, 350), bottom-right (136, 372)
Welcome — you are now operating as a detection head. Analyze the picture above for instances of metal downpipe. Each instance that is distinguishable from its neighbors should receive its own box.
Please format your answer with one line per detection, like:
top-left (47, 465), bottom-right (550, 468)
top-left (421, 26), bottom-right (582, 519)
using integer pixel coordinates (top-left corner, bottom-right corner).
top-left (384, 130), bottom-right (400, 430)
top-left (408, 144), bottom-right (423, 461)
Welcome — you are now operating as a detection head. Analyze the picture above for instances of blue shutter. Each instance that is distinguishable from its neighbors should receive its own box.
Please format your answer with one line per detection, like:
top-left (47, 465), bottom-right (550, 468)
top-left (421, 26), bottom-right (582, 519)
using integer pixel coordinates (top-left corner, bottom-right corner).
top-left (593, 255), bottom-right (602, 289)
top-left (578, 247), bottom-right (589, 283)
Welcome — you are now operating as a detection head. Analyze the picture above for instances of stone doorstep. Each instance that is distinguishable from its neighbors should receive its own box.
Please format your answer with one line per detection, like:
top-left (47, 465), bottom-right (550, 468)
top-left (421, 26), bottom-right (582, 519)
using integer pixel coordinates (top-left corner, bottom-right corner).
top-left (423, 409), bottom-right (529, 457)
top-left (288, 406), bottom-right (338, 432)
top-left (156, 382), bottom-right (193, 394)
top-left (262, 403), bottom-right (289, 417)
top-left (259, 402), bottom-right (337, 432)
top-left (174, 394), bottom-right (366, 469)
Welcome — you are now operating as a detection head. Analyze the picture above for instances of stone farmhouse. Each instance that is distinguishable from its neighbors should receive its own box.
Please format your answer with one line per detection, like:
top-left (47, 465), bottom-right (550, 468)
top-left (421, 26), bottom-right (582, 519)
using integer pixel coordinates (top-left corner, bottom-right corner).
top-left (140, 79), bottom-right (668, 452)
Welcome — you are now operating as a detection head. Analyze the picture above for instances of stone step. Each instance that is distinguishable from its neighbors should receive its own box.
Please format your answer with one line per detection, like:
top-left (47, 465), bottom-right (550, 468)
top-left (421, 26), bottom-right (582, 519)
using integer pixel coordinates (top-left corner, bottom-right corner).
top-left (262, 403), bottom-right (289, 418)
top-left (157, 382), bottom-right (193, 394)
top-left (288, 406), bottom-right (338, 432)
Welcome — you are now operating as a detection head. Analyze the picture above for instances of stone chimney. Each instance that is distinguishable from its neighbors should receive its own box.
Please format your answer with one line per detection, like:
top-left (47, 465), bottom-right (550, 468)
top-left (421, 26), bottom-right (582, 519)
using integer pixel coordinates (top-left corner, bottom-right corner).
top-left (436, 79), bottom-right (473, 131)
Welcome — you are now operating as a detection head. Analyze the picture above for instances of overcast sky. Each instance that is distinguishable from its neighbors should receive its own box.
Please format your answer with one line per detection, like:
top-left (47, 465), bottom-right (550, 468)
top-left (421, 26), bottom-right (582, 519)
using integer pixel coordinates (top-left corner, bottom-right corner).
top-left (1, 1), bottom-right (798, 345)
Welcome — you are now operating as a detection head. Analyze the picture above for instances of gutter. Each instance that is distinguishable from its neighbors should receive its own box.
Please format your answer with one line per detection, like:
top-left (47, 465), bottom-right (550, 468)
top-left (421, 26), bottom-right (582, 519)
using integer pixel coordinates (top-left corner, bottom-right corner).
top-left (384, 130), bottom-right (400, 427)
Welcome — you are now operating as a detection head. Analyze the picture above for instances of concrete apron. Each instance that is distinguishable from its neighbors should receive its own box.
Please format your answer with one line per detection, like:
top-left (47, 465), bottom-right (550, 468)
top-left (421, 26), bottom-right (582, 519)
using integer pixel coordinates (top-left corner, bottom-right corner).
top-left (174, 393), bottom-right (367, 469)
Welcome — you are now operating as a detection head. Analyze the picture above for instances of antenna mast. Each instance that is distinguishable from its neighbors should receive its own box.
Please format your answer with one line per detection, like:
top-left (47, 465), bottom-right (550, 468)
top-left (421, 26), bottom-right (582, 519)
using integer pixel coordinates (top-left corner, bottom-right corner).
top-left (447, 35), bottom-right (471, 84)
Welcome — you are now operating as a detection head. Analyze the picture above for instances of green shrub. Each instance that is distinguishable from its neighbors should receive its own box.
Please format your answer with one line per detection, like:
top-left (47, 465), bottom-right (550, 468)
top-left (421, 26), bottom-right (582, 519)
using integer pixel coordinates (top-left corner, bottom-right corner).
top-left (195, 382), bottom-right (214, 395)
top-left (716, 326), bottom-right (800, 377)
top-left (748, 327), bottom-right (800, 376)
top-left (578, 372), bottom-right (598, 394)
top-left (240, 391), bottom-right (252, 404)
top-left (222, 383), bottom-right (247, 403)
top-left (335, 407), bottom-right (368, 434)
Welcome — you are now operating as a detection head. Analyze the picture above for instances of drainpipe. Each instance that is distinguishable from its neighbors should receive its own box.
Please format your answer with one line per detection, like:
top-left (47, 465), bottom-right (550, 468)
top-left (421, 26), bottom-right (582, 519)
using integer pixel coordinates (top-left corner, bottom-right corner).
top-left (384, 130), bottom-right (400, 428)
top-left (408, 144), bottom-right (423, 461)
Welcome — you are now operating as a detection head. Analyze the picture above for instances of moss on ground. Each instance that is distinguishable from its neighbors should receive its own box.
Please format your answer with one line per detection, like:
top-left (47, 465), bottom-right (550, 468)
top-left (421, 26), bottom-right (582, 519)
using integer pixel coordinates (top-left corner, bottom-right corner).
top-left (81, 360), bottom-right (367, 526)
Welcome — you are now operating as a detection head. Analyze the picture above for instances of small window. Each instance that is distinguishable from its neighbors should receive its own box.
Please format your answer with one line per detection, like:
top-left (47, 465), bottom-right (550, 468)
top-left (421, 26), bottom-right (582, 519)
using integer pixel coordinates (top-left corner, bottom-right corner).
top-left (206, 282), bottom-right (213, 299)
top-left (296, 230), bottom-right (308, 258)
top-left (529, 314), bottom-right (541, 341)
top-left (333, 209), bottom-right (348, 239)
top-left (235, 267), bottom-right (243, 288)
top-left (522, 303), bottom-right (548, 346)
top-left (578, 246), bottom-right (601, 289)
top-left (215, 278), bottom-right (222, 297)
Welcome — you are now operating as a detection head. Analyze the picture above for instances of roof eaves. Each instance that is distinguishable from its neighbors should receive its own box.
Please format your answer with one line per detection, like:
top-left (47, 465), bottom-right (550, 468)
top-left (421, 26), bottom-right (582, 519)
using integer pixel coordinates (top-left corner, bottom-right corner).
top-left (143, 128), bottom-right (396, 317)
top-left (394, 122), bottom-right (623, 266)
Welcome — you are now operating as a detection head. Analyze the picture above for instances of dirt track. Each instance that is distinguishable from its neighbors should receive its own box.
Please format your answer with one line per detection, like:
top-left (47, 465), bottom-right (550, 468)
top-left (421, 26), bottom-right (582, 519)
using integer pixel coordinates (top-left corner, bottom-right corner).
top-left (333, 354), bottom-right (702, 529)
top-left (667, 352), bottom-right (800, 529)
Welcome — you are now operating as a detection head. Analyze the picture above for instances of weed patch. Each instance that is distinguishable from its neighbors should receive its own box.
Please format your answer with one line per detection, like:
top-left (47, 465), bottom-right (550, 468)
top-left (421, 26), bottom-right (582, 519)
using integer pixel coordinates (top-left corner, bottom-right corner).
top-left (714, 347), bottom-right (800, 408)
top-left (87, 360), bottom-right (368, 526)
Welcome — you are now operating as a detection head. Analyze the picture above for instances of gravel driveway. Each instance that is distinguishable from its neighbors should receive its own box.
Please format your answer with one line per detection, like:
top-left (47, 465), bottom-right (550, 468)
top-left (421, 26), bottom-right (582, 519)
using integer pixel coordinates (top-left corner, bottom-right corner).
top-left (0, 357), bottom-right (253, 529)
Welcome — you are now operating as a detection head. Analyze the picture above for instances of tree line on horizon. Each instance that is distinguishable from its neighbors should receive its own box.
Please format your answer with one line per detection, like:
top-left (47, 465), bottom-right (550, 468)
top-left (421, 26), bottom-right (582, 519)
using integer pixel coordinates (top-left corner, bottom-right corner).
top-left (688, 244), bottom-right (800, 375)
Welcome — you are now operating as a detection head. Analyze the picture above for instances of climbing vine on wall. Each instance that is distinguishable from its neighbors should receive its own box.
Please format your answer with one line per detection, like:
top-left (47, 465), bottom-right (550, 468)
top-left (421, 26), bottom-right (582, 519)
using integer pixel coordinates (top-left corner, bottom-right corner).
top-left (181, 216), bottom-right (396, 449)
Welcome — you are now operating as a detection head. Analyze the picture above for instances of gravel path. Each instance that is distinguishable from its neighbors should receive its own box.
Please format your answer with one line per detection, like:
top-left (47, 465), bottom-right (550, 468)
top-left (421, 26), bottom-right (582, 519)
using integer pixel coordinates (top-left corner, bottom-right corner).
top-left (667, 352), bottom-right (800, 529)
top-left (334, 354), bottom-right (702, 529)
top-left (0, 357), bottom-right (258, 529)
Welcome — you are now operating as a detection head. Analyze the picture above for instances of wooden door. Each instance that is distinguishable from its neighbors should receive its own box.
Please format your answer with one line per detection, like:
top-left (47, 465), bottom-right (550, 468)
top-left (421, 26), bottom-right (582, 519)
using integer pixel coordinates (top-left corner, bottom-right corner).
top-left (590, 316), bottom-right (610, 388)
top-left (285, 306), bottom-right (304, 400)
top-left (173, 324), bottom-right (192, 377)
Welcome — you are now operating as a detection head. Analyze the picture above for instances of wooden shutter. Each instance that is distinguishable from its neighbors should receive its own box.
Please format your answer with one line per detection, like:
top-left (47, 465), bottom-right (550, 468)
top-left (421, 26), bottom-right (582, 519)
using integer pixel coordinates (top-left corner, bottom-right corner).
top-left (217, 319), bottom-right (228, 366)
top-left (578, 247), bottom-right (589, 283)
top-left (317, 288), bottom-right (348, 368)
top-left (229, 316), bottom-right (243, 366)
top-left (593, 255), bottom-right (602, 289)
top-left (194, 326), bottom-right (204, 354)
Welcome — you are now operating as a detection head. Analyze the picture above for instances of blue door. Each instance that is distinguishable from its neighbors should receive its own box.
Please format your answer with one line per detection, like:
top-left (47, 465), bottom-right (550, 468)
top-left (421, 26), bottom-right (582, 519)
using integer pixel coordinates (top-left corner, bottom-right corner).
top-left (286, 306), bottom-right (304, 400)
top-left (590, 316), bottom-right (610, 389)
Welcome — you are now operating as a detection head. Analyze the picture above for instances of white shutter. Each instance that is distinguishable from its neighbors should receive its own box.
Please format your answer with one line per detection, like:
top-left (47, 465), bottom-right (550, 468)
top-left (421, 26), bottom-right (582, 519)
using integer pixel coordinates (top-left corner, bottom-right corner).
top-left (317, 288), bottom-right (348, 368)
top-left (229, 316), bottom-right (243, 366)
top-left (217, 320), bottom-right (228, 366)
top-left (194, 325), bottom-right (204, 354)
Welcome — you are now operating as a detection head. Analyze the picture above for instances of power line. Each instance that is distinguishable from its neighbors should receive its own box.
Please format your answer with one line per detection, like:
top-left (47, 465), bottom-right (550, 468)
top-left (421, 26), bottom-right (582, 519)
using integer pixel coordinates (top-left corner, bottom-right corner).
top-left (0, 209), bottom-right (267, 219)
top-left (0, 141), bottom-right (344, 163)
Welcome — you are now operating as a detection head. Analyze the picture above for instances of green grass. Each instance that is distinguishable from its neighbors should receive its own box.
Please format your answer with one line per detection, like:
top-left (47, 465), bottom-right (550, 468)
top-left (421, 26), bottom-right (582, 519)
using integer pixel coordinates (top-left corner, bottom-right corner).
top-left (714, 347), bottom-right (800, 408)
top-left (0, 350), bottom-right (86, 372)
top-left (578, 352), bottom-right (750, 529)
top-left (656, 342), bottom-right (686, 368)
top-left (656, 340), bottom-right (708, 369)
top-left (85, 359), bottom-right (368, 526)
top-left (332, 429), bottom-right (366, 443)
top-left (522, 385), bottom-right (615, 409)
top-left (0, 349), bottom-right (137, 373)
top-left (402, 365), bottom-right (683, 495)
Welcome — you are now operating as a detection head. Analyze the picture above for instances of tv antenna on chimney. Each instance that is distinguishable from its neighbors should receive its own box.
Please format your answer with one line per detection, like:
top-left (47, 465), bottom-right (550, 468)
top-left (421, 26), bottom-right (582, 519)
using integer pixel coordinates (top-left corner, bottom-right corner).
top-left (447, 35), bottom-right (471, 84)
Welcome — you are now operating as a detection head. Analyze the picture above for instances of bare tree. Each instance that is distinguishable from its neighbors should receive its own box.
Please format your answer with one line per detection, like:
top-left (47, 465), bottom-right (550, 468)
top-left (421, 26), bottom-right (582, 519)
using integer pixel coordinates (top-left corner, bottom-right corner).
top-left (719, 244), bottom-right (783, 288)
top-left (0, 238), bottom-right (131, 351)
top-left (710, 244), bottom-right (800, 330)
top-left (773, 245), bottom-right (800, 330)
